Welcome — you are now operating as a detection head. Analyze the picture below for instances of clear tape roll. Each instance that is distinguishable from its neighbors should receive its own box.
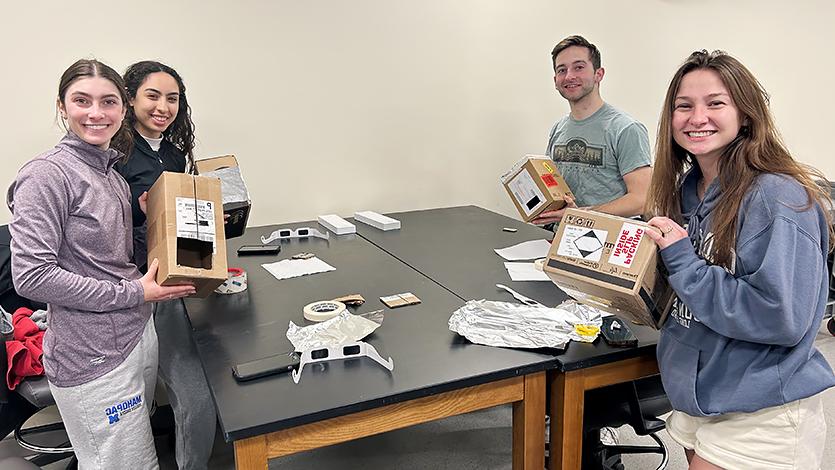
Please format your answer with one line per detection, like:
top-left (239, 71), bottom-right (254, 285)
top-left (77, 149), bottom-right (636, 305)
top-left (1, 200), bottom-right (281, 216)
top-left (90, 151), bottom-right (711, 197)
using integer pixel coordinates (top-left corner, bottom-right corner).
top-left (303, 300), bottom-right (346, 322)
top-left (215, 268), bottom-right (248, 294)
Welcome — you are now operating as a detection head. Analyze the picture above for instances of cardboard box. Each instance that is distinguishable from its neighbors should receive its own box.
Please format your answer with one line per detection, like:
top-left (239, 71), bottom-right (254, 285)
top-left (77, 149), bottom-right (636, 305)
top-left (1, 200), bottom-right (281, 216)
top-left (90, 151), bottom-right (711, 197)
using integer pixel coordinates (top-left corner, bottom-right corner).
top-left (543, 208), bottom-right (674, 329)
top-left (195, 155), bottom-right (251, 239)
top-left (146, 172), bottom-right (228, 297)
top-left (501, 155), bottom-right (573, 222)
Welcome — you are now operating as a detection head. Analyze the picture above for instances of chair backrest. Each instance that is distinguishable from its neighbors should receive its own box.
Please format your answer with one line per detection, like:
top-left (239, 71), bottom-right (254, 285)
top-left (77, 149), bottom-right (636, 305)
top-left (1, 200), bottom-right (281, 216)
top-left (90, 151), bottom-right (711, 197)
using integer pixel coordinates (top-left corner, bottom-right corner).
top-left (1, 225), bottom-right (45, 313)
top-left (1, 224), bottom-right (47, 404)
top-left (626, 375), bottom-right (672, 435)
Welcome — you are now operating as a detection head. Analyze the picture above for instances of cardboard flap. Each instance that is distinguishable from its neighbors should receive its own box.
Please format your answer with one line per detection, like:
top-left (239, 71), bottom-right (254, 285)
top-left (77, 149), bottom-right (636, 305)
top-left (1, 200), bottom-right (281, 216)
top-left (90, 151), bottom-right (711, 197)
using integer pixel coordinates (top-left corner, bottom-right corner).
top-left (195, 155), bottom-right (238, 173)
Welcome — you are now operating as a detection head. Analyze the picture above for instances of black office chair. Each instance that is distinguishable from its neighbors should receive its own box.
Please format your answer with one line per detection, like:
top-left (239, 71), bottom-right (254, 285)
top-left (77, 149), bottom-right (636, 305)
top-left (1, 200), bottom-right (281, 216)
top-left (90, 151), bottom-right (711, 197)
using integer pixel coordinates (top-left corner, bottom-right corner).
top-left (824, 182), bottom-right (835, 336)
top-left (582, 375), bottom-right (672, 470)
top-left (1, 224), bottom-right (77, 468)
top-left (10, 379), bottom-right (77, 468)
top-left (825, 250), bottom-right (835, 336)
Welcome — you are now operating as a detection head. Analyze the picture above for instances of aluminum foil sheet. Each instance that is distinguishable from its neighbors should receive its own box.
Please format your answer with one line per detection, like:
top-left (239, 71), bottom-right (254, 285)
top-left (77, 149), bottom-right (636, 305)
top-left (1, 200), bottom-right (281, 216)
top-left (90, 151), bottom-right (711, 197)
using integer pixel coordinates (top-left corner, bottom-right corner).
top-left (201, 166), bottom-right (250, 205)
top-left (286, 310), bottom-right (384, 351)
top-left (448, 299), bottom-right (603, 349)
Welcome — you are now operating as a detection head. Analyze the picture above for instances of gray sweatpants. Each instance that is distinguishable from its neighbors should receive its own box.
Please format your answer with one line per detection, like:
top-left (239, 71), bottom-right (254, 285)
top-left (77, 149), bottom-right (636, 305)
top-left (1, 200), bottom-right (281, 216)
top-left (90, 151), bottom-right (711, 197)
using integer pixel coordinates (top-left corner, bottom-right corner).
top-left (49, 316), bottom-right (159, 470)
top-left (155, 299), bottom-right (217, 470)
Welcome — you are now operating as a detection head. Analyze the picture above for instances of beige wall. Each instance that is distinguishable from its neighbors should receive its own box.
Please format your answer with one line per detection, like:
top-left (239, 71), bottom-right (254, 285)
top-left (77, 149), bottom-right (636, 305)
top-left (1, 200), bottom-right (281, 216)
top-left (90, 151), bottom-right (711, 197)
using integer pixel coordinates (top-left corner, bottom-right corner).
top-left (2, 0), bottom-right (833, 226)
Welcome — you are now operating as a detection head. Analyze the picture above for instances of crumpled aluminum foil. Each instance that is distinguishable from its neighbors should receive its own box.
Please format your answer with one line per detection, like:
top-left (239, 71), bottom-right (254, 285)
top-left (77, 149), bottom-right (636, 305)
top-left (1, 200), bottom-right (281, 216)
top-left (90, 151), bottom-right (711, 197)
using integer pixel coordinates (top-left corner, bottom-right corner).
top-left (286, 310), bottom-right (384, 351)
top-left (201, 166), bottom-right (250, 205)
top-left (448, 299), bottom-right (603, 349)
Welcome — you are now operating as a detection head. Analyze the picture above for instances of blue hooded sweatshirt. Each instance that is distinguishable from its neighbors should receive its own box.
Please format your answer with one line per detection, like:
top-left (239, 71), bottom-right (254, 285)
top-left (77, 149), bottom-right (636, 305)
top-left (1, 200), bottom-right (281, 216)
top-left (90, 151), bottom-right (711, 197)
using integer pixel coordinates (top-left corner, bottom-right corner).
top-left (656, 167), bottom-right (835, 417)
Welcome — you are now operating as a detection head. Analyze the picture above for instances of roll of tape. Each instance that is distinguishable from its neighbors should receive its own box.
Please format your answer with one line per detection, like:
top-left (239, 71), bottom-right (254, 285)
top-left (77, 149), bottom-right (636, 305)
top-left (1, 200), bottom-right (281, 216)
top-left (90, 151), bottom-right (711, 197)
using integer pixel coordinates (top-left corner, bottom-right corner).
top-left (215, 268), bottom-right (248, 294)
top-left (534, 258), bottom-right (545, 272)
top-left (303, 300), bottom-right (346, 322)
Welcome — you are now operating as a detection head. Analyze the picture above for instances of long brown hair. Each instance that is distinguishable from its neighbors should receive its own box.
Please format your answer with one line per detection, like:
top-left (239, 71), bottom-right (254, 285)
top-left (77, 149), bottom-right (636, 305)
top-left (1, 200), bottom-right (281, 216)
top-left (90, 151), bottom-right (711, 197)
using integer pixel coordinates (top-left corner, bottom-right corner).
top-left (646, 50), bottom-right (833, 268)
top-left (57, 59), bottom-right (133, 154)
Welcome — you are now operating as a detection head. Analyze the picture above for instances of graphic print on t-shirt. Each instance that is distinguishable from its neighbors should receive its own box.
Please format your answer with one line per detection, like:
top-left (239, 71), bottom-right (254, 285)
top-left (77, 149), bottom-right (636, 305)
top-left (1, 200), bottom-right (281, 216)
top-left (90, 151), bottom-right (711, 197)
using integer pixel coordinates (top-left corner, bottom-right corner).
top-left (552, 138), bottom-right (604, 167)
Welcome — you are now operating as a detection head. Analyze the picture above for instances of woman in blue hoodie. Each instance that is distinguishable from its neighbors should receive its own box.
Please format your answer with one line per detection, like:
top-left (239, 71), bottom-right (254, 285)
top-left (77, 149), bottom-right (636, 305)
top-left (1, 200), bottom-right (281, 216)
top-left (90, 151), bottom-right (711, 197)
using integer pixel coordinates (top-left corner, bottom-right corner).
top-left (645, 50), bottom-right (834, 469)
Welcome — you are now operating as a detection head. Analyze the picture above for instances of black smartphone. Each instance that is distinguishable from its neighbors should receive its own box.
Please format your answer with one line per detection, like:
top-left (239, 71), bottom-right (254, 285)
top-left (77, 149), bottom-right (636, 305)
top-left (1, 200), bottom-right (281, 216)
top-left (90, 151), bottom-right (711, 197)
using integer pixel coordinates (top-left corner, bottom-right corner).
top-left (236, 244), bottom-right (281, 256)
top-left (232, 353), bottom-right (300, 382)
top-left (600, 316), bottom-right (638, 348)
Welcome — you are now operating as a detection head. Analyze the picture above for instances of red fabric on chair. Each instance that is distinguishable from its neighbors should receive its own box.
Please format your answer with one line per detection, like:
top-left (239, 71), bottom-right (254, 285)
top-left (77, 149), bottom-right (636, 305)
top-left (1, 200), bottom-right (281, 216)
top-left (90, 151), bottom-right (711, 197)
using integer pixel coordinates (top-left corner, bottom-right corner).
top-left (5, 307), bottom-right (44, 390)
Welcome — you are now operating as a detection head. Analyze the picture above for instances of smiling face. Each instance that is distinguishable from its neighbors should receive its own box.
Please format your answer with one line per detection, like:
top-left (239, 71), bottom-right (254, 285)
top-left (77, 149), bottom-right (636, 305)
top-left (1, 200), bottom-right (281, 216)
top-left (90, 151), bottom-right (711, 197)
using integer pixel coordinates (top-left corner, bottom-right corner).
top-left (58, 76), bottom-right (126, 149)
top-left (672, 69), bottom-right (742, 164)
top-left (130, 72), bottom-right (180, 139)
top-left (553, 45), bottom-right (603, 104)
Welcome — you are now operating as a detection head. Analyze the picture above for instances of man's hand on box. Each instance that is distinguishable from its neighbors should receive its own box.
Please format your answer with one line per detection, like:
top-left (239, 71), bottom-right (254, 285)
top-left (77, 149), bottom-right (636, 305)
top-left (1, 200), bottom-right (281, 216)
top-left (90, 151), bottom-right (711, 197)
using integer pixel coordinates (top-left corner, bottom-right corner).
top-left (141, 258), bottom-right (197, 302)
top-left (529, 195), bottom-right (577, 225)
top-left (646, 216), bottom-right (688, 250)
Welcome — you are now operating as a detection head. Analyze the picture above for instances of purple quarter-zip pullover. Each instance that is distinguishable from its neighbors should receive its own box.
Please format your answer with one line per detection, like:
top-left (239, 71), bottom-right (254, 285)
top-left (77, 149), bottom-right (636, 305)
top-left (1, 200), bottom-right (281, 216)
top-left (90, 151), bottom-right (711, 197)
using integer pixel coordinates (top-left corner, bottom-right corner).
top-left (9, 133), bottom-right (149, 387)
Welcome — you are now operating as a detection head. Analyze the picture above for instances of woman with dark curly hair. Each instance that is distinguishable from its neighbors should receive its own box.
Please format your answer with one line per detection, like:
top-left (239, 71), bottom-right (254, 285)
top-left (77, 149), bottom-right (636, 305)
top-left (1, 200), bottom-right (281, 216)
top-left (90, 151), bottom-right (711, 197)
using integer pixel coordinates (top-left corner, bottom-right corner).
top-left (113, 60), bottom-right (216, 470)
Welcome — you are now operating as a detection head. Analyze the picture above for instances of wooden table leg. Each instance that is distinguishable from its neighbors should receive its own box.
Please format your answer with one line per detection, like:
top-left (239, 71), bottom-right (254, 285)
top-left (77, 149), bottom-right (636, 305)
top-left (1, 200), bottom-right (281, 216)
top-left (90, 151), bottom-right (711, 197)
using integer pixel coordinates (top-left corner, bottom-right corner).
top-left (512, 371), bottom-right (546, 470)
top-left (549, 369), bottom-right (585, 470)
top-left (234, 435), bottom-right (268, 470)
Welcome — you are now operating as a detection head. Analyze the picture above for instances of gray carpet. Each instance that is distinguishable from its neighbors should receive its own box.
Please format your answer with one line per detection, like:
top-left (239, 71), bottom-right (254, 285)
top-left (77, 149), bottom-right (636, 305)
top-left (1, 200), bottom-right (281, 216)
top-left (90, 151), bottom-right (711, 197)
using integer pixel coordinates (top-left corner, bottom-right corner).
top-left (3, 320), bottom-right (834, 469)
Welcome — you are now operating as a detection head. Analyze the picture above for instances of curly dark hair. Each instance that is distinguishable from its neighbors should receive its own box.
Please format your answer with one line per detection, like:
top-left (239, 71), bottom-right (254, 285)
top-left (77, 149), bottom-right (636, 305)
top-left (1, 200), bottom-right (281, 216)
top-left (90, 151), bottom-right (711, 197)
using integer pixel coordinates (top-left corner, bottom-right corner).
top-left (120, 61), bottom-right (196, 173)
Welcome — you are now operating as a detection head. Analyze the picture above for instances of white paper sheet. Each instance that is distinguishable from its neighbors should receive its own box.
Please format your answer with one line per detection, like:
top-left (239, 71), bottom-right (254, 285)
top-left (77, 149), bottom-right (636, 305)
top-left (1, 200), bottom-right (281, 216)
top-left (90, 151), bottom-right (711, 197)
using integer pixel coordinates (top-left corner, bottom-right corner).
top-left (494, 239), bottom-right (552, 261)
top-left (504, 262), bottom-right (550, 281)
top-left (262, 257), bottom-right (336, 280)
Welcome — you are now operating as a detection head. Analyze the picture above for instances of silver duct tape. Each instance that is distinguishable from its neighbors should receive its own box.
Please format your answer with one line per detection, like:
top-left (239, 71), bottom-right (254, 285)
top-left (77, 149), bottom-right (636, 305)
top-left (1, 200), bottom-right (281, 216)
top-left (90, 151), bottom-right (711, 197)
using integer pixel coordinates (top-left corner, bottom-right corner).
top-left (215, 268), bottom-right (248, 294)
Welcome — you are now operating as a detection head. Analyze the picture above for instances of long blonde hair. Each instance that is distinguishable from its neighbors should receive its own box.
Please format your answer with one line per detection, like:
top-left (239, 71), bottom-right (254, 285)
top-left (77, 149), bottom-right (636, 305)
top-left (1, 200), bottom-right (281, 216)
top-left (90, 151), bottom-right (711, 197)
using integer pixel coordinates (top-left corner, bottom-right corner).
top-left (646, 50), bottom-right (832, 268)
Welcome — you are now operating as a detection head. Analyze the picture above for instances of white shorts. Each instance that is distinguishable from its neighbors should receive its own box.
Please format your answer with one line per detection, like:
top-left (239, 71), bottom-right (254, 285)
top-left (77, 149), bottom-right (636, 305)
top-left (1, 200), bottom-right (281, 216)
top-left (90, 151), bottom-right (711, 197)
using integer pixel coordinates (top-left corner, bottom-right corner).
top-left (666, 394), bottom-right (827, 470)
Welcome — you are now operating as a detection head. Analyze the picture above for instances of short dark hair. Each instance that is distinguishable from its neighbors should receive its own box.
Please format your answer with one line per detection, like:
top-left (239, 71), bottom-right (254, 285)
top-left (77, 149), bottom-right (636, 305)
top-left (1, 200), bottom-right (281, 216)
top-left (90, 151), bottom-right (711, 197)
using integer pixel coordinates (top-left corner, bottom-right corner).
top-left (551, 35), bottom-right (601, 71)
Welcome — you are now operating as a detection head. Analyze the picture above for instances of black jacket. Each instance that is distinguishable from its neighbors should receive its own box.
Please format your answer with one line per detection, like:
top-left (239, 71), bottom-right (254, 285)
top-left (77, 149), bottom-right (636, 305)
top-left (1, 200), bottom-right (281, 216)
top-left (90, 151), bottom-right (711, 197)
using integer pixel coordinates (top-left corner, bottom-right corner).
top-left (115, 131), bottom-right (187, 270)
top-left (115, 130), bottom-right (187, 228)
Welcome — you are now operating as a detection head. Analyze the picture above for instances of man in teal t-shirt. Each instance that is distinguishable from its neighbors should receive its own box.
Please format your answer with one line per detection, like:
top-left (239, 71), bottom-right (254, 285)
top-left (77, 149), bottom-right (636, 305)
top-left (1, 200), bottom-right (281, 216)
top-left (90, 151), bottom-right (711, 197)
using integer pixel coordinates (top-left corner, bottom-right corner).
top-left (532, 35), bottom-right (652, 226)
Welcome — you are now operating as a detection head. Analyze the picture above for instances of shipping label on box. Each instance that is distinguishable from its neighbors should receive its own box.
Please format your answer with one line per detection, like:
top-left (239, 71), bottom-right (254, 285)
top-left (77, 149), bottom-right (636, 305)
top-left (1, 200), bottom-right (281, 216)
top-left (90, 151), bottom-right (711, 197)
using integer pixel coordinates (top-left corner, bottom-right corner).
top-left (175, 197), bottom-right (217, 249)
top-left (543, 209), bottom-right (673, 329)
top-left (506, 170), bottom-right (547, 217)
top-left (501, 155), bottom-right (573, 222)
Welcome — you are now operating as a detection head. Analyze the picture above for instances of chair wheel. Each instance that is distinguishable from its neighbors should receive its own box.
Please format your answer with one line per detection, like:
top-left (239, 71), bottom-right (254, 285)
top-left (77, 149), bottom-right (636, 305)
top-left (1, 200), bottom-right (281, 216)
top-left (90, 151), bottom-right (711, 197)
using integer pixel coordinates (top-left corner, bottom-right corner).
top-left (828, 317), bottom-right (835, 336)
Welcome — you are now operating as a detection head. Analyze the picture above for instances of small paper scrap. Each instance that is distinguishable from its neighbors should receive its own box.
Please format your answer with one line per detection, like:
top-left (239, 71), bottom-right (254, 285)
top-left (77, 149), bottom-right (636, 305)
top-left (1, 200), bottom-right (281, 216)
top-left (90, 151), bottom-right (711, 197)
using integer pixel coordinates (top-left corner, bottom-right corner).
top-left (504, 262), bottom-right (550, 281)
top-left (494, 239), bottom-right (552, 261)
top-left (262, 257), bottom-right (335, 281)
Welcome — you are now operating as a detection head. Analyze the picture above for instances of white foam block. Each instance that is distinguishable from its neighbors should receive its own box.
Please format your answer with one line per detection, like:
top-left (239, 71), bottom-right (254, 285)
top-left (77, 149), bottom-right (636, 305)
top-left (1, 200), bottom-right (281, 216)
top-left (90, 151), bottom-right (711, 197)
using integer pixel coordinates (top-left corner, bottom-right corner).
top-left (318, 214), bottom-right (356, 235)
top-left (354, 211), bottom-right (401, 231)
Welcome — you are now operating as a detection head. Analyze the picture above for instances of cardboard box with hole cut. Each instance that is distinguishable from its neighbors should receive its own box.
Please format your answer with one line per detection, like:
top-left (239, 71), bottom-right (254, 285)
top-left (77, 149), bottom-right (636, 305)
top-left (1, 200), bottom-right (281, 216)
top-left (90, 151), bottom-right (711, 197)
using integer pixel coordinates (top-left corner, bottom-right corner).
top-left (195, 155), bottom-right (250, 239)
top-left (146, 172), bottom-right (228, 297)
top-left (501, 155), bottom-right (573, 222)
